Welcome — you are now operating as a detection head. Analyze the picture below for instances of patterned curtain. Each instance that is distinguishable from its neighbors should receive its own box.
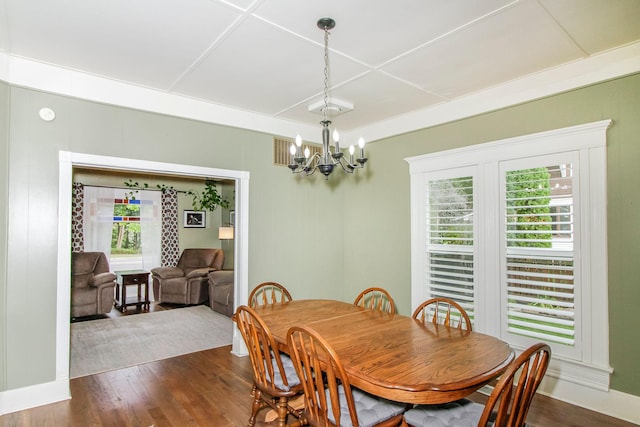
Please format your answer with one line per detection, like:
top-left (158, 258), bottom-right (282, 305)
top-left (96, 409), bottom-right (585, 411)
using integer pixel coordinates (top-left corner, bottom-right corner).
top-left (161, 189), bottom-right (180, 266)
top-left (71, 182), bottom-right (84, 252)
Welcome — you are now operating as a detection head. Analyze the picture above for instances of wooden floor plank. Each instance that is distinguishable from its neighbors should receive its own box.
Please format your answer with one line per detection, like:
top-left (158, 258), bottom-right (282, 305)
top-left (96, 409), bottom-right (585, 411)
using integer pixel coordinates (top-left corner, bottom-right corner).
top-left (1, 345), bottom-right (637, 426)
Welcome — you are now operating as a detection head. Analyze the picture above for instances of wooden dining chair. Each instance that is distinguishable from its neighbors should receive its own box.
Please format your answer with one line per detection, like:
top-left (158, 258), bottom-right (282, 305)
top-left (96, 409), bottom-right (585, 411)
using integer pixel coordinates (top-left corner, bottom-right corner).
top-left (353, 286), bottom-right (396, 314)
top-left (249, 281), bottom-right (293, 307)
top-left (412, 297), bottom-right (473, 331)
top-left (402, 342), bottom-right (551, 427)
top-left (287, 325), bottom-right (407, 427)
top-left (234, 305), bottom-right (305, 427)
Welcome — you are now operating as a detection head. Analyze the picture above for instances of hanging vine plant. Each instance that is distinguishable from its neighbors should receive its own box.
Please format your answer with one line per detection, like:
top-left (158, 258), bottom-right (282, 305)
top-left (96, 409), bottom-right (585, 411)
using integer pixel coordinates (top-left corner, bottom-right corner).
top-left (187, 179), bottom-right (230, 211)
top-left (123, 178), bottom-right (229, 212)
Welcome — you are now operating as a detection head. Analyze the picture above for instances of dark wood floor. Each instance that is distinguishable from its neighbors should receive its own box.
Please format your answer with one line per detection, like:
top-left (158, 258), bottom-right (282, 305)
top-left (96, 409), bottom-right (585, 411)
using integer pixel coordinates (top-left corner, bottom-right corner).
top-left (1, 343), bottom-right (637, 427)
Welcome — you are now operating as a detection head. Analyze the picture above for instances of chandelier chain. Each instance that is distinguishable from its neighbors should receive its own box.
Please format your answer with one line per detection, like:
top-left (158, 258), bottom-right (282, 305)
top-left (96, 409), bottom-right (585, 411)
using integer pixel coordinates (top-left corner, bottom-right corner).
top-left (323, 24), bottom-right (330, 123)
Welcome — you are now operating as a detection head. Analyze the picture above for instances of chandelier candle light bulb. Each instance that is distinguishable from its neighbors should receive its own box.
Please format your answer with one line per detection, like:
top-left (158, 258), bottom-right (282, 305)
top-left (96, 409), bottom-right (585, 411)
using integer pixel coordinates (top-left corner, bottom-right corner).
top-left (290, 143), bottom-right (296, 163)
top-left (295, 134), bottom-right (303, 158)
top-left (358, 137), bottom-right (366, 160)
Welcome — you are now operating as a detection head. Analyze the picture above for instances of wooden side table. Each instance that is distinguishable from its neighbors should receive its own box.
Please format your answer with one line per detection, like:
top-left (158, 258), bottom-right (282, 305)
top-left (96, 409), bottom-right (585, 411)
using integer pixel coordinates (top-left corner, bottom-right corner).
top-left (114, 270), bottom-right (150, 312)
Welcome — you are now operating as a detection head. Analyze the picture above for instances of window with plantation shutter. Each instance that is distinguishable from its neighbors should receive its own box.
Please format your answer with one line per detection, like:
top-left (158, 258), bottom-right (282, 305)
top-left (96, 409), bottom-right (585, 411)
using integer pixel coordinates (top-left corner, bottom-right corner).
top-left (502, 160), bottom-right (576, 347)
top-left (426, 175), bottom-right (475, 322)
top-left (408, 120), bottom-right (612, 391)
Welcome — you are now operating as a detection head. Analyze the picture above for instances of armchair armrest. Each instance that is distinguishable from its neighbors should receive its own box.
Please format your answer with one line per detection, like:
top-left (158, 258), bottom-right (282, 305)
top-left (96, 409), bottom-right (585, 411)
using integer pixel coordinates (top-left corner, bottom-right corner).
top-left (92, 272), bottom-right (116, 286)
top-left (151, 266), bottom-right (185, 279)
top-left (186, 267), bottom-right (215, 278)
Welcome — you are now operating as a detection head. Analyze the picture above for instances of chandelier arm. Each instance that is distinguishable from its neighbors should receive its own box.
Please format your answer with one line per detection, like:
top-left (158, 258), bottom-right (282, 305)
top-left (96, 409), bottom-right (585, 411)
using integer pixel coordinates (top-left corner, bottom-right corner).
top-left (290, 152), bottom-right (322, 175)
top-left (336, 153), bottom-right (359, 169)
top-left (306, 152), bottom-right (322, 171)
top-left (304, 161), bottom-right (319, 175)
top-left (336, 158), bottom-right (356, 173)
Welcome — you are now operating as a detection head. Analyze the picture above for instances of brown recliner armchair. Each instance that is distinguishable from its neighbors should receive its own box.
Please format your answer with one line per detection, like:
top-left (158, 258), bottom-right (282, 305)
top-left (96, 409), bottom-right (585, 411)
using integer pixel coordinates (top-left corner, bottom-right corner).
top-left (71, 251), bottom-right (117, 318)
top-left (151, 248), bottom-right (224, 305)
top-left (208, 269), bottom-right (234, 317)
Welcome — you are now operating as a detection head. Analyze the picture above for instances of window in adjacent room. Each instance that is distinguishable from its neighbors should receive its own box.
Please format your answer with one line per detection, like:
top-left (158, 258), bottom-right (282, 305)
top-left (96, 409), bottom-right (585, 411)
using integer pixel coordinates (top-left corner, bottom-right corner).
top-left (84, 187), bottom-right (161, 271)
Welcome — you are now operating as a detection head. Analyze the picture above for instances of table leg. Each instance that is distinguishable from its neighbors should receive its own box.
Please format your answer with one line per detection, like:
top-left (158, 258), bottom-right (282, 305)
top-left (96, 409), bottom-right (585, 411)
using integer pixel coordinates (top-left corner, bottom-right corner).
top-left (144, 281), bottom-right (150, 310)
top-left (121, 283), bottom-right (127, 313)
top-left (136, 283), bottom-right (142, 310)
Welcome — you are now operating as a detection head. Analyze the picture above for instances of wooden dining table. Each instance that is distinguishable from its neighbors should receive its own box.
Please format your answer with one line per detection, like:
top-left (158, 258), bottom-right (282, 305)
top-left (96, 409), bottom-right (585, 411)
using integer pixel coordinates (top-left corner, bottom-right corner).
top-left (252, 299), bottom-right (514, 405)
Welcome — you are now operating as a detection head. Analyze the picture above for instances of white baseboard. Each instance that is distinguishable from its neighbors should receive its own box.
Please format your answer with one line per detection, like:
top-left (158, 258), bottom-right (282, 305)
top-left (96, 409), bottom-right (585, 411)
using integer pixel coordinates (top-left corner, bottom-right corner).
top-left (231, 333), bottom-right (248, 357)
top-left (537, 376), bottom-right (640, 425)
top-left (0, 378), bottom-right (70, 416)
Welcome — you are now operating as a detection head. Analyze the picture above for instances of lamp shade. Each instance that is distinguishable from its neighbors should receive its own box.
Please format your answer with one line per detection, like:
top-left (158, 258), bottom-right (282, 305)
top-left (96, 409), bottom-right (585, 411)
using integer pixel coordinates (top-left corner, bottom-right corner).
top-left (218, 226), bottom-right (234, 240)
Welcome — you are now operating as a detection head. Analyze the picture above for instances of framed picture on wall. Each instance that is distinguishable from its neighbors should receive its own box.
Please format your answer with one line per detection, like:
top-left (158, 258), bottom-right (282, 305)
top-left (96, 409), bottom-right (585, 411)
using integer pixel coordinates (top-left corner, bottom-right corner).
top-left (184, 210), bottom-right (206, 228)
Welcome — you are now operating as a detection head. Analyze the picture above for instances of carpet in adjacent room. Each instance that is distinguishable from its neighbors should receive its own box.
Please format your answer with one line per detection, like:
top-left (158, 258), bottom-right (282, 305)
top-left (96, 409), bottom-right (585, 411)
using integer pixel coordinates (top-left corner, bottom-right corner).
top-left (70, 305), bottom-right (233, 378)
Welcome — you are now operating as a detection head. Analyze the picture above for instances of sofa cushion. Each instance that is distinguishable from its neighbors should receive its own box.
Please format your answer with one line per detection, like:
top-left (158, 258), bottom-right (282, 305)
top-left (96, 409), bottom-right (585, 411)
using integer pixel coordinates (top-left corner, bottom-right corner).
top-left (151, 266), bottom-right (184, 279)
top-left (178, 248), bottom-right (224, 274)
top-left (160, 277), bottom-right (191, 296)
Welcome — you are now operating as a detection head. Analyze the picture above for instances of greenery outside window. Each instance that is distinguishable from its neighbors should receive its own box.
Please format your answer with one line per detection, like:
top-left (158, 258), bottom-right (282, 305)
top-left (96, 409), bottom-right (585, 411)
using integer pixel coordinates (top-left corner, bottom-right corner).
top-left (112, 198), bottom-right (143, 256)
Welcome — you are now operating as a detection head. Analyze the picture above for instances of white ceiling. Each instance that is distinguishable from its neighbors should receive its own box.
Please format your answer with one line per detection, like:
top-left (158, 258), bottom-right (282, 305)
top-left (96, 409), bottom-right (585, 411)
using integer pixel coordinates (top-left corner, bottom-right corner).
top-left (1, 0), bottom-right (640, 144)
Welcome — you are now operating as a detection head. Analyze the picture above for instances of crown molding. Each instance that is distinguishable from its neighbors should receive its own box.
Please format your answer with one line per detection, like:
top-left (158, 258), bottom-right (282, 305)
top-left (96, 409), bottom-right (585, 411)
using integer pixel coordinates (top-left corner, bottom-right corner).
top-left (348, 41), bottom-right (640, 143)
top-left (2, 41), bottom-right (639, 144)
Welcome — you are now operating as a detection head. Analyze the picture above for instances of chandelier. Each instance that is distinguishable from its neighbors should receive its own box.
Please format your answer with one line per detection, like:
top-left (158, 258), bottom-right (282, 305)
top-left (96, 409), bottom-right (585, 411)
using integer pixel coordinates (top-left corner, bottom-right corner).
top-left (288, 18), bottom-right (367, 178)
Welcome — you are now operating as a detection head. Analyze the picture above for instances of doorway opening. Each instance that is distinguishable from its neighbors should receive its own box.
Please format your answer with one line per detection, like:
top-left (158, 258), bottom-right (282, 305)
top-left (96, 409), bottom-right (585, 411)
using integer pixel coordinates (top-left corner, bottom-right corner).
top-left (56, 151), bottom-right (249, 383)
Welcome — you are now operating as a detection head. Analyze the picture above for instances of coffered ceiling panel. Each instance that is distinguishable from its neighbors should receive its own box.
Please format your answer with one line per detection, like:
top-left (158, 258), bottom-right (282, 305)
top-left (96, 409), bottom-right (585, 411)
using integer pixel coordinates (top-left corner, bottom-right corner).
top-left (1, 0), bottom-right (639, 138)
top-left (172, 15), bottom-right (368, 115)
top-left (252, 0), bottom-right (514, 66)
top-left (539, 0), bottom-right (640, 54)
top-left (382, 1), bottom-right (585, 99)
top-left (5, 0), bottom-right (241, 88)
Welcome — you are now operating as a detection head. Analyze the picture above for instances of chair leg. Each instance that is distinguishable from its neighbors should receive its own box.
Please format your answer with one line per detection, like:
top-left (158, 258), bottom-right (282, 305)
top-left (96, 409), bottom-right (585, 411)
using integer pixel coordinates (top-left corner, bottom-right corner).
top-left (248, 389), bottom-right (262, 427)
top-left (276, 396), bottom-right (288, 427)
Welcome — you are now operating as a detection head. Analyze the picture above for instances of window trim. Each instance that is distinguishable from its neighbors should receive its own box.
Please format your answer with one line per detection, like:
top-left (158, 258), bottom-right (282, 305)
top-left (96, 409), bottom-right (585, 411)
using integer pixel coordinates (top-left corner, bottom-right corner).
top-left (407, 119), bottom-right (612, 391)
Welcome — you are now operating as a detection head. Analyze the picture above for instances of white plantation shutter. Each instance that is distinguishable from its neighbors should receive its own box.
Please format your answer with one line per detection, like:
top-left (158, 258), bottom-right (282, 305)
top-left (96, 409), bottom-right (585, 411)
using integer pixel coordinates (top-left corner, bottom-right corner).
top-left (409, 120), bottom-right (611, 389)
top-left (505, 251), bottom-right (575, 344)
top-left (426, 175), bottom-right (475, 321)
top-left (501, 157), bottom-right (578, 350)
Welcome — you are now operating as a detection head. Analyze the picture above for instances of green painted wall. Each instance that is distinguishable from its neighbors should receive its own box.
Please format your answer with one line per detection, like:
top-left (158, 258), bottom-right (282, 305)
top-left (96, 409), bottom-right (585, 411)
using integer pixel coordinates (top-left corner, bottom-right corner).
top-left (1, 72), bottom-right (639, 398)
top-left (3, 86), bottom-right (348, 390)
top-left (342, 73), bottom-right (640, 396)
top-left (0, 80), bottom-right (9, 391)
